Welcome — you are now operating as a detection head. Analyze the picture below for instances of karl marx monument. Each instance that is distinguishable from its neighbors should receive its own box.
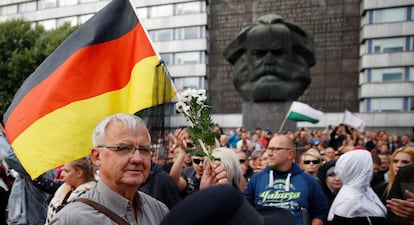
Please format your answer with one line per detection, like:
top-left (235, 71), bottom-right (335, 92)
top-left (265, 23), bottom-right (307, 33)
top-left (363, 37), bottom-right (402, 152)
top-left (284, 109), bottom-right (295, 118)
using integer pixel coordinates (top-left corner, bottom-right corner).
top-left (223, 14), bottom-right (315, 132)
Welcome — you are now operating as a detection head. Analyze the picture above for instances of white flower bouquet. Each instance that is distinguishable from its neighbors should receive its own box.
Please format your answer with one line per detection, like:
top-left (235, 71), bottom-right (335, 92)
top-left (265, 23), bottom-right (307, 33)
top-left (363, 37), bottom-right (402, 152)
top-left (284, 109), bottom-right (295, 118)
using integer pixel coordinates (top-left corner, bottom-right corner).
top-left (176, 88), bottom-right (219, 162)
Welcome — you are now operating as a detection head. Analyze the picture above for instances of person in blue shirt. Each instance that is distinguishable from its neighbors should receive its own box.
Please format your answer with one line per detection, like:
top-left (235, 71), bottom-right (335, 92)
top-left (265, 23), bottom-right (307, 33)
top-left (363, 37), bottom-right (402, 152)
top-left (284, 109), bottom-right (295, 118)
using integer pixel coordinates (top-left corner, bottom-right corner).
top-left (245, 134), bottom-right (328, 225)
top-left (228, 128), bottom-right (243, 149)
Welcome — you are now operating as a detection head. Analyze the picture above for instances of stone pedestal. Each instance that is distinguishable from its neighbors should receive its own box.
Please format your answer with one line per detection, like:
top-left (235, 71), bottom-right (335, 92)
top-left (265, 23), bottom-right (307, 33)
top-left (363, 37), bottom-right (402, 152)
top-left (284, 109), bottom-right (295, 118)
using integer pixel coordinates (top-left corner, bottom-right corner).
top-left (242, 101), bottom-right (296, 133)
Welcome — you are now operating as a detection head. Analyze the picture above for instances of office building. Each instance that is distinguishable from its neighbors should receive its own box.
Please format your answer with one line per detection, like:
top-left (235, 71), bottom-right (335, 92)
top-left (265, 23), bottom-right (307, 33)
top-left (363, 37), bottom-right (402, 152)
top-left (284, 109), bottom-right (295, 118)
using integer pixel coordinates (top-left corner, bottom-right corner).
top-left (1, 0), bottom-right (413, 134)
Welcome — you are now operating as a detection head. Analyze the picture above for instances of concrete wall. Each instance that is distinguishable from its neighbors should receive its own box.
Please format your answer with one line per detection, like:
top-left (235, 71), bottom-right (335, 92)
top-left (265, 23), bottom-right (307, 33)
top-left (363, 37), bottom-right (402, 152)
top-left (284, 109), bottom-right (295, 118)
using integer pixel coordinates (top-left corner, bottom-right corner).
top-left (208, 0), bottom-right (361, 113)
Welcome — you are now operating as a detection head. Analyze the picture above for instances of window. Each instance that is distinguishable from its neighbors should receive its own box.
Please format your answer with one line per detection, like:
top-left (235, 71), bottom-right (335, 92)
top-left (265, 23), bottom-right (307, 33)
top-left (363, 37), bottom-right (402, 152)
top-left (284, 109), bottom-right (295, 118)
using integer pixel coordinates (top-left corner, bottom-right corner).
top-left (412, 7), bottom-right (414, 20)
top-left (410, 67), bottom-right (414, 81)
top-left (38, 0), bottom-right (57, 9)
top-left (371, 68), bottom-right (404, 82)
top-left (160, 53), bottom-right (173, 65)
top-left (372, 7), bottom-right (406, 23)
top-left (0, 4), bottom-right (18, 15)
top-left (57, 16), bottom-right (77, 27)
top-left (174, 77), bottom-right (201, 91)
top-left (176, 26), bottom-right (203, 40)
top-left (150, 5), bottom-right (173, 18)
top-left (157, 29), bottom-right (174, 41)
top-left (20, 2), bottom-right (37, 12)
top-left (59, 0), bottom-right (78, 6)
top-left (411, 98), bottom-right (414, 111)
top-left (176, 1), bottom-right (203, 15)
top-left (370, 98), bottom-right (403, 112)
top-left (137, 8), bottom-right (148, 19)
top-left (175, 52), bottom-right (202, 64)
top-left (149, 29), bottom-right (174, 42)
top-left (79, 0), bottom-right (99, 3)
top-left (372, 37), bottom-right (404, 53)
top-left (38, 19), bottom-right (56, 30)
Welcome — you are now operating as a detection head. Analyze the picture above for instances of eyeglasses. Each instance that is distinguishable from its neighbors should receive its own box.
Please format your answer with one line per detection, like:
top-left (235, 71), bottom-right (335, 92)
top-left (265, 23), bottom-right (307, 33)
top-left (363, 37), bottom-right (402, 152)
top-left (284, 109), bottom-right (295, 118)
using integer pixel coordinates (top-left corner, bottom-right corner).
top-left (303, 160), bottom-right (320, 165)
top-left (97, 145), bottom-right (151, 158)
top-left (193, 158), bottom-right (204, 165)
top-left (186, 142), bottom-right (195, 148)
top-left (239, 159), bottom-right (247, 164)
top-left (266, 147), bottom-right (291, 153)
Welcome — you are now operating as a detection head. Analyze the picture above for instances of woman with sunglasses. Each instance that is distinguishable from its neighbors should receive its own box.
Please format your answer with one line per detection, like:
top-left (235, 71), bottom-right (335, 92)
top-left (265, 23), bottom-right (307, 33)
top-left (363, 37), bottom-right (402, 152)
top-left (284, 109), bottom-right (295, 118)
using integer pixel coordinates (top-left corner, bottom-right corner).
top-left (301, 148), bottom-right (322, 178)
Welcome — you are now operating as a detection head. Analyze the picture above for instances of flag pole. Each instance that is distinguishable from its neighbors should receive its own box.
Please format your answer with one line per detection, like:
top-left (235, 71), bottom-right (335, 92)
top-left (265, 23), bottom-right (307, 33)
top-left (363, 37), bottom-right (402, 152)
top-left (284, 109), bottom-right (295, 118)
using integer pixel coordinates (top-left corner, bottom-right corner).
top-left (278, 102), bottom-right (293, 133)
top-left (278, 112), bottom-right (289, 133)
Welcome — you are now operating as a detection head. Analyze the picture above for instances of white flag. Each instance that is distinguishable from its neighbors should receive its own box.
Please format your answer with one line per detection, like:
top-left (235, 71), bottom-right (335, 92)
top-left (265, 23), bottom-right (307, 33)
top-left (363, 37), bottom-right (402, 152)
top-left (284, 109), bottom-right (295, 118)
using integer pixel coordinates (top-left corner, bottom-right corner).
top-left (342, 110), bottom-right (365, 132)
top-left (287, 101), bottom-right (323, 124)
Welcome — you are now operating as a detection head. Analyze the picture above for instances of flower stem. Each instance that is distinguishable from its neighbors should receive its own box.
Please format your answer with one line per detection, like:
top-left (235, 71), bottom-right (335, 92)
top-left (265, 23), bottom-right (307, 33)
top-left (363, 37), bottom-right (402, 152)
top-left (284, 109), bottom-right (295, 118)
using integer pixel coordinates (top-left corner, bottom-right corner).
top-left (198, 138), bottom-right (214, 166)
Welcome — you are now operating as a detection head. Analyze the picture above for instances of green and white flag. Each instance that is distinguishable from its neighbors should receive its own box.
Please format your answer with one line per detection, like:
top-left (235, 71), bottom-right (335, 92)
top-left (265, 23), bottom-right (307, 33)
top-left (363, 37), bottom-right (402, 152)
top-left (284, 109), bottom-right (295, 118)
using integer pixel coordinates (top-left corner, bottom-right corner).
top-left (287, 101), bottom-right (323, 124)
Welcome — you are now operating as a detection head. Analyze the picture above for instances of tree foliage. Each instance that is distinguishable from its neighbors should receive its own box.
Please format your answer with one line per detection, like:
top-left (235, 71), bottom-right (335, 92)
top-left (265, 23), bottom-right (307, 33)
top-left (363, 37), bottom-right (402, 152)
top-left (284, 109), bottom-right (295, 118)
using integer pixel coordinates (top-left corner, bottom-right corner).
top-left (0, 19), bottom-right (78, 121)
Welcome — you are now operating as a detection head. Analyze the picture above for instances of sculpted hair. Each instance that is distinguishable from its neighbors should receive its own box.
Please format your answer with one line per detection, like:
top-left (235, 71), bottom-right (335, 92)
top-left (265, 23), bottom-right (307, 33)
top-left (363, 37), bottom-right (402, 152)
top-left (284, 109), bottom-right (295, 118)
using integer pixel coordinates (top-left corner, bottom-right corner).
top-left (92, 113), bottom-right (150, 146)
top-left (223, 14), bottom-right (315, 67)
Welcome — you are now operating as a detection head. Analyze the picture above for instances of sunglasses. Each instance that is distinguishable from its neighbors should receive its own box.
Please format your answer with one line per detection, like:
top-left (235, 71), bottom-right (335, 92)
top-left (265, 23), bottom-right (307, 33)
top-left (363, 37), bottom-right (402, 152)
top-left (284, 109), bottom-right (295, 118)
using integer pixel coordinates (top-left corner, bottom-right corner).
top-left (187, 142), bottom-right (195, 148)
top-left (239, 159), bottom-right (247, 164)
top-left (193, 158), bottom-right (204, 165)
top-left (303, 160), bottom-right (320, 165)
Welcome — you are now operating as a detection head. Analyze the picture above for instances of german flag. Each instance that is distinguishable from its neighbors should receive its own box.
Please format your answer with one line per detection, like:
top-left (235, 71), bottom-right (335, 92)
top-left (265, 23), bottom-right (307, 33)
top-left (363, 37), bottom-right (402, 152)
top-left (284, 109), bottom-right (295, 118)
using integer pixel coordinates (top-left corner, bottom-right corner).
top-left (3, 0), bottom-right (176, 179)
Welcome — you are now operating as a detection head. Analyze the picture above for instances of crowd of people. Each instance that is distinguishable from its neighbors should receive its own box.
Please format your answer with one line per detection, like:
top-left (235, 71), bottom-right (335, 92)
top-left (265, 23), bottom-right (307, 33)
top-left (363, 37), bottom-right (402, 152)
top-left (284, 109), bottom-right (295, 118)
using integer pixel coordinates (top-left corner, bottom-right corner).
top-left (1, 115), bottom-right (414, 225)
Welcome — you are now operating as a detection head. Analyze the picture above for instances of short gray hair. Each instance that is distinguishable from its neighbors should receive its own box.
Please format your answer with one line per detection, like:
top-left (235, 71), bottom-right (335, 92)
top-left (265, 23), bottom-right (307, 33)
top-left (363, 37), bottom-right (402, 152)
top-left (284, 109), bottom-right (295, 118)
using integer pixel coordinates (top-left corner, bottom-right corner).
top-left (92, 113), bottom-right (149, 146)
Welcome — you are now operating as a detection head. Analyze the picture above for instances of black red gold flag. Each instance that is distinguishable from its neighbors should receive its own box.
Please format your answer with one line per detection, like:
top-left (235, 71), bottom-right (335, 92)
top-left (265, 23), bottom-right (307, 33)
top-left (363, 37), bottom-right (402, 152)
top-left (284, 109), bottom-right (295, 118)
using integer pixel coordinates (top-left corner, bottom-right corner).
top-left (3, 0), bottom-right (176, 178)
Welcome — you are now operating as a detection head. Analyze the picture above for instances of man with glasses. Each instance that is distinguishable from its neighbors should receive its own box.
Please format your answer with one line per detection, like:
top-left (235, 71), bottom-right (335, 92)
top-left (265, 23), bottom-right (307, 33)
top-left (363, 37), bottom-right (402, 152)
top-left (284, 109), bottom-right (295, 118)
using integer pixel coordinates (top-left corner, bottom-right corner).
top-left (245, 135), bottom-right (328, 225)
top-left (180, 155), bottom-right (205, 197)
top-left (50, 113), bottom-right (169, 224)
top-left (169, 129), bottom-right (203, 198)
top-left (237, 150), bottom-right (254, 183)
top-left (301, 148), bottom-right (322, 177)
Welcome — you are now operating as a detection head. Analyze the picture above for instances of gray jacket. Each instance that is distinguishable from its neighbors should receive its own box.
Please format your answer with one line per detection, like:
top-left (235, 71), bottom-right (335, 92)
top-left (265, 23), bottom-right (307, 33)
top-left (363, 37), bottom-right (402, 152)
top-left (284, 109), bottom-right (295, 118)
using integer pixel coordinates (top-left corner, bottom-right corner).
top-left (49, 179), bottom-right (169, 225)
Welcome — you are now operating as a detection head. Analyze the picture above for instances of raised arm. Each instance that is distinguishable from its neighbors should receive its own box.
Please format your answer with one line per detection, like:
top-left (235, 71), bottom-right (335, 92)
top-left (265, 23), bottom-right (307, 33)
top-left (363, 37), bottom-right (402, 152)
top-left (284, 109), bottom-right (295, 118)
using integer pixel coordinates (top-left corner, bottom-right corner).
top-left (169, 128), bottom-right (188, 191)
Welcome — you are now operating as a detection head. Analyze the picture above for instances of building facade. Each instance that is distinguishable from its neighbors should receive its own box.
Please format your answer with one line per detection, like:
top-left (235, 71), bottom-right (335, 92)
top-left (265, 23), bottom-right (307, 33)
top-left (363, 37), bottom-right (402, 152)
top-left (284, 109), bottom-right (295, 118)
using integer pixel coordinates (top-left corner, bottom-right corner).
top-left (1, 0), bottom-right (413, 134)
top-left (357, 0), bottom-right (414, 134)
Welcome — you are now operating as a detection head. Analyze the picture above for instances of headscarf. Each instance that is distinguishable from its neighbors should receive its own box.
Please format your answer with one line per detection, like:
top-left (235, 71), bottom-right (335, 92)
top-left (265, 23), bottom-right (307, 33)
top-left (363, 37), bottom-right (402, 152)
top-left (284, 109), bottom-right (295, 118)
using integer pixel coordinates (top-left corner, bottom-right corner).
top-left (328, 150), bottom-right (386, 220)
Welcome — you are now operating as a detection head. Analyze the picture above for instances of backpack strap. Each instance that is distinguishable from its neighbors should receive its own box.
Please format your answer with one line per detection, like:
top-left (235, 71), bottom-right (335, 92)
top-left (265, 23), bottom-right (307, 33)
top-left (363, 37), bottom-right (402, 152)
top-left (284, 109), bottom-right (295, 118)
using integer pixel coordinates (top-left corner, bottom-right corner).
top-left (75, 198), bottom-right (130, 225)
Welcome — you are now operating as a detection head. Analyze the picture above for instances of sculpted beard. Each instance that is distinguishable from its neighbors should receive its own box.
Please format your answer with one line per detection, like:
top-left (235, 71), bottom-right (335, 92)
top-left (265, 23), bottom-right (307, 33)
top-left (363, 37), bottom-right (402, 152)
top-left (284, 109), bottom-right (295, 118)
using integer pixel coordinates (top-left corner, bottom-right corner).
top-left (233, 55), bottom-right (311, 102)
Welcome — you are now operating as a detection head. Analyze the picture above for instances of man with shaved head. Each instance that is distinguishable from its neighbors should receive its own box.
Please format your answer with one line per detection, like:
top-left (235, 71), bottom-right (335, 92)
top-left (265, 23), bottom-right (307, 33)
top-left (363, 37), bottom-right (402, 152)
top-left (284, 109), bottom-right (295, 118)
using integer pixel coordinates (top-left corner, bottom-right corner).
top-left (245, 135), bottom-right (328, 225)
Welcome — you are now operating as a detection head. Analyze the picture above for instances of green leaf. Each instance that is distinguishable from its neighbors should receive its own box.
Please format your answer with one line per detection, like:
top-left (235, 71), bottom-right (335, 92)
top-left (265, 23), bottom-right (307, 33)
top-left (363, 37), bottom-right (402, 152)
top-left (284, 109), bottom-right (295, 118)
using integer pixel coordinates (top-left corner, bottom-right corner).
top-left (186, 149), bottom-right (207, 157)
top-left (202, 131), bottom-right (220, 146)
